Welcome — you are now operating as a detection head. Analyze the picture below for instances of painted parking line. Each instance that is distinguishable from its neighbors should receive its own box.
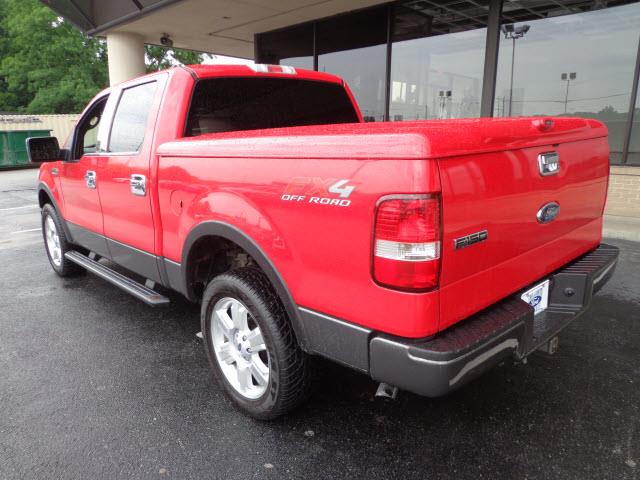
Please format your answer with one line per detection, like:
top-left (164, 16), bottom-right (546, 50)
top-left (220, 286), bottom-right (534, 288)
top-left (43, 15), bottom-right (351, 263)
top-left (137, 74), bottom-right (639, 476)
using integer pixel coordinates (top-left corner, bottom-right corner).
top-left (11, 228), bottom-right (41, 234)
top-left (0, 205), bottom-right (39, 212)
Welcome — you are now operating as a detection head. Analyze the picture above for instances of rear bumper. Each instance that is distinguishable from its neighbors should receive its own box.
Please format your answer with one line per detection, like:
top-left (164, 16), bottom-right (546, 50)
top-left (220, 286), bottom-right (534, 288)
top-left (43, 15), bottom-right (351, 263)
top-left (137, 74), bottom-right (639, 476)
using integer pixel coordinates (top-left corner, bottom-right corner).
top-left (368, 243), bottom-right (619, 397)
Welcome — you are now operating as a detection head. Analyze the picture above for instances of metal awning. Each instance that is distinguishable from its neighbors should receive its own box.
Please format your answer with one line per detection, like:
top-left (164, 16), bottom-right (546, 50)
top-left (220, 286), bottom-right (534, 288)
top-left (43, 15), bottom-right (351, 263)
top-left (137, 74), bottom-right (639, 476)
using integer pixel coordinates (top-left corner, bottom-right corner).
top-left (41, 0), bottom-right (391, 58)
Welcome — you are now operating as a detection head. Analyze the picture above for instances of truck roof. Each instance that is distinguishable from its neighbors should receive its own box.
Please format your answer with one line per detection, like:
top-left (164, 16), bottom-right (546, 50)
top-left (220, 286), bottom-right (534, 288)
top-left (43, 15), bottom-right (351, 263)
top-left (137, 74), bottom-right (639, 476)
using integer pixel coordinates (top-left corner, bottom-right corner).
top-left (184, 64), bottom-right (344, 85)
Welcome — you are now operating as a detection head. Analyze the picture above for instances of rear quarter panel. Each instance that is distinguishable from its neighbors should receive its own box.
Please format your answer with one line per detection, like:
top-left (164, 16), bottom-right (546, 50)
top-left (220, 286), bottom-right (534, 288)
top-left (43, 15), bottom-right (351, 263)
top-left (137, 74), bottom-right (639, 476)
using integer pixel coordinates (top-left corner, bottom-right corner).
top-left (157, 155), bottom-right (443, 338)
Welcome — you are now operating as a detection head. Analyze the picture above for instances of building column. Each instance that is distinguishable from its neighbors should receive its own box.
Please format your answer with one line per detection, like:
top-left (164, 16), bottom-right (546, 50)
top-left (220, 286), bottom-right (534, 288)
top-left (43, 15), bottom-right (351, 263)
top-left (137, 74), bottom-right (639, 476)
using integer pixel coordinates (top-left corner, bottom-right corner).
top-left (480, 0), bottom-right (503, 117)
top-left (106, 32), bottom-right (145, 86)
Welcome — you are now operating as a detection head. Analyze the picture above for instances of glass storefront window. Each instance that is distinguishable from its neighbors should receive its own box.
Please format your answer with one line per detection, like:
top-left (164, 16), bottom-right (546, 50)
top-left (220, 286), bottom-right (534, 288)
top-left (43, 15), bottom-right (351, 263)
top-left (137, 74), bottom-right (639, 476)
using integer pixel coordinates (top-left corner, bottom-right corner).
top-left (390, 3), bottom-right (488, 121)
top-left (494, 2), bottom-right (640, 163)
top-left (255, 23), bottom-right (314, 70)
top-left (317, 8), bottom-right (388, 122)
top-left (629, 72), bottom-right (640, 165)
top-left (255, 0), bottom-right (640, 164)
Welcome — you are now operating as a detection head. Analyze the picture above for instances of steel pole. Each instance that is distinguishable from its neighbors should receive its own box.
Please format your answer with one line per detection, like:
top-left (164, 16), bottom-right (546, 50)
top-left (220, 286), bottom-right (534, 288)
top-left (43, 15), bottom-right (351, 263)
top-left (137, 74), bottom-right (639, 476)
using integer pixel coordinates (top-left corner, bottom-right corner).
top-left (508, 37), bottom-right (516, 117)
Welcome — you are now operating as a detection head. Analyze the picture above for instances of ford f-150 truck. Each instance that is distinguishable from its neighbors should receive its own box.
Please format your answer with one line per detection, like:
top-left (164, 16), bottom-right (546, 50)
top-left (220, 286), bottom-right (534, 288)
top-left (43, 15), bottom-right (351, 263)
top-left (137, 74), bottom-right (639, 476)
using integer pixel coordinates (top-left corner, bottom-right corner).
top-left (28, 64), bottom-right (618, 419)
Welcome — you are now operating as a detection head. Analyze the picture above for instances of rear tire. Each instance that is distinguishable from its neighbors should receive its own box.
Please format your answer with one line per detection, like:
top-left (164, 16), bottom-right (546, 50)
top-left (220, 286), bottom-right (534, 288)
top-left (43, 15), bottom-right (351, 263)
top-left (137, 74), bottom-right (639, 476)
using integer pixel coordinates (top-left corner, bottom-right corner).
top-left (201, 267), bottom-right (311, 420)
top-left (41, 204), bottom-right (84, 277)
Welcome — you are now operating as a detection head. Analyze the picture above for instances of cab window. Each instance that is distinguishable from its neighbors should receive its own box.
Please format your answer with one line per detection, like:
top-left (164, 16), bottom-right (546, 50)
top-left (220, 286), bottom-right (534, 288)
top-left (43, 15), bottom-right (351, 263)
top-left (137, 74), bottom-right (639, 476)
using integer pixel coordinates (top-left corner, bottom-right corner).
top-left (108, 81), bottom-right (158, 153)
top-left (73, 96), bottom-right (107, 159)
top-left (185, 77), bottom-right (360, 137)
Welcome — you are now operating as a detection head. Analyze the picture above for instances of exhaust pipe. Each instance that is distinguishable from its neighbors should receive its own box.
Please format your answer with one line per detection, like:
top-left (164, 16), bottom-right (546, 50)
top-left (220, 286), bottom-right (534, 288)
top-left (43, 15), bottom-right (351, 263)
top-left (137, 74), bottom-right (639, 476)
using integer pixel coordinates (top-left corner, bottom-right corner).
top-left (375, 382), bottom-right (398, 400)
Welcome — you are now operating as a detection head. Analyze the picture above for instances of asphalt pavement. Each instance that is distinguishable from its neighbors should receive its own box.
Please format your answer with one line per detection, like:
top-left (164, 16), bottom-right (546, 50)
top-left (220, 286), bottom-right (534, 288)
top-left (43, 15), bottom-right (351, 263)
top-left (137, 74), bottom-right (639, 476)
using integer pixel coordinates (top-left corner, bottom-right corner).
top-left (0, 168), bottom-right (638, 480)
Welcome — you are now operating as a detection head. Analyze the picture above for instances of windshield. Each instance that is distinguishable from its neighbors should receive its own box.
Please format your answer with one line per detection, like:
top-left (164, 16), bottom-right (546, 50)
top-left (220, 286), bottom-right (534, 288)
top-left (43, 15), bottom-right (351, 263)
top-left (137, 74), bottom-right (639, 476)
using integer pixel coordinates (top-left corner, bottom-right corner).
top-left (185, 77), bottom-right (360, 137)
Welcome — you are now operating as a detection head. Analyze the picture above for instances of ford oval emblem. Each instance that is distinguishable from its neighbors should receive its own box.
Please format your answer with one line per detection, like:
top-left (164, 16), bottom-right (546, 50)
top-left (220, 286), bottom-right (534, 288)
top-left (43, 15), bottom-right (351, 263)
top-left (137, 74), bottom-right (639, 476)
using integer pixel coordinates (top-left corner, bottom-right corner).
top-left (537, 202), bottom-right (560, 224)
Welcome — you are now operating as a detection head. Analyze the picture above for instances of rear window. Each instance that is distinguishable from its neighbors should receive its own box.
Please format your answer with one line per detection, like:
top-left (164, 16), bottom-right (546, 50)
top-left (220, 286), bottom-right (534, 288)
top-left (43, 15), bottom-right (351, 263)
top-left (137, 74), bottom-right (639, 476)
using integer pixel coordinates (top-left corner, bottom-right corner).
top-left (185, 77), bottom-right (359, 137)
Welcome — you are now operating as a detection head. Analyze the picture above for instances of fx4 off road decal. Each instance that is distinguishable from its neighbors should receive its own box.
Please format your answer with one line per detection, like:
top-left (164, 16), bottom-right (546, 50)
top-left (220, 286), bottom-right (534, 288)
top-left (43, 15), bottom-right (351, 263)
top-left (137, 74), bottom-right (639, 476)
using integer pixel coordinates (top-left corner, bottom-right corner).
top-left (281, 177), bottom-right (356, 207)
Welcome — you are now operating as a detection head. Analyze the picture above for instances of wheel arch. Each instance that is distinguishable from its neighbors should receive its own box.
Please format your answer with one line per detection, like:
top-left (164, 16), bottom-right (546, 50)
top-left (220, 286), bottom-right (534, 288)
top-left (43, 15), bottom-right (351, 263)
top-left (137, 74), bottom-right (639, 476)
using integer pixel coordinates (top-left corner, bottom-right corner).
top-left (38, 187), bottom-right (52, 209)
top-left (180, 221), bottom-right (308, 349)
top-left (37, 183), bottom-right (74, 243)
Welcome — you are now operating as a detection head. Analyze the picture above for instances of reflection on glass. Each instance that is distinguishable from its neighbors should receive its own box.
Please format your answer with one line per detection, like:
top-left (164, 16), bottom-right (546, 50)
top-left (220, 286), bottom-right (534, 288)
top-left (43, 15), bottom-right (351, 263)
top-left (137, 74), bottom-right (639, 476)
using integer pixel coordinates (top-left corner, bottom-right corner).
top-left (319, 45), bottom-right (387, 122)
top-left (390, 3), bottom-right (487, 121)
top-left (391, 29), bottom-right (486, 120)
top-left (317, 8), bottom-right (388, 122)
top-left (256, 23), bottom-right (314, 70)
top-left (109, 82), bottom-right (157, 153)
top-left (494, 2), bottom-right (640, 163)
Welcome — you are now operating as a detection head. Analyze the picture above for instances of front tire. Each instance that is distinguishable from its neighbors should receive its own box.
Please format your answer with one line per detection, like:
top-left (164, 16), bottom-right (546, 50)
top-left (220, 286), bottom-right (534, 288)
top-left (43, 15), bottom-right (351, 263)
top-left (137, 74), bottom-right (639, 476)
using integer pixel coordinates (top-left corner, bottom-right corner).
top-left (201, 267), bottom-right (311, 420)
top-left (41, 204), bottom-right (83, 277)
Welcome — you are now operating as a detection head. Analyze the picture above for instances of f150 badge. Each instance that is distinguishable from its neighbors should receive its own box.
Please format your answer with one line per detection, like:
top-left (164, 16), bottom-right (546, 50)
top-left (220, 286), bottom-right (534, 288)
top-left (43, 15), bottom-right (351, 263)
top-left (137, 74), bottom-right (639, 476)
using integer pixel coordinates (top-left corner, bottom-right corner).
top-left (281, 177), bottom-right (356, 207)
top-left (454, 230), bottom-right (488, 250)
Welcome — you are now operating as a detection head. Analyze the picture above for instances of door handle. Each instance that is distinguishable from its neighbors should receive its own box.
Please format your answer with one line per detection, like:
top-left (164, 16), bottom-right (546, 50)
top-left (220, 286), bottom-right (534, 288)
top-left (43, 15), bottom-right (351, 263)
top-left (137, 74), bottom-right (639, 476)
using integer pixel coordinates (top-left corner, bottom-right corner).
top-left (84, 170), bottom-right (96, 189)
top-left (130, 174), bottom-right (146, 196)
top-left (51, 168), bottom-right (59, 176)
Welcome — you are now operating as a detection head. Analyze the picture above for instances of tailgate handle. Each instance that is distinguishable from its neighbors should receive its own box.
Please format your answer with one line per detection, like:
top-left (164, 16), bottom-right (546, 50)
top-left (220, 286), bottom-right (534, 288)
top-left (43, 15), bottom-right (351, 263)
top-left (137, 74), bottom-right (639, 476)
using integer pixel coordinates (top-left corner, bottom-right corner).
top-left (538, 152), bottom-right (560, 176)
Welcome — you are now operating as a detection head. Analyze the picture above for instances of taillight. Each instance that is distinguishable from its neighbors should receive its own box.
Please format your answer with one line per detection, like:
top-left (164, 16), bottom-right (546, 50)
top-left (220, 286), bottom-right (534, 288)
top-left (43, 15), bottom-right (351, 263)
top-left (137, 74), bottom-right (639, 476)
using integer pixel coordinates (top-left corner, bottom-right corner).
top-left (373, 194), bottom-right (441, 290)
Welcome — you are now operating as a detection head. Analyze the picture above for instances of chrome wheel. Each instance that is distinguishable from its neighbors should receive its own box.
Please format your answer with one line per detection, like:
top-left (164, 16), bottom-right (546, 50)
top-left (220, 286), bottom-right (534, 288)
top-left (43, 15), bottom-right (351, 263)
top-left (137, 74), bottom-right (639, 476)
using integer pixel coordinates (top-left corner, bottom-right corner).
top-left (211, 297), bottom-right (269, 400)
top-left (44, 215), bottom-right (62, 267)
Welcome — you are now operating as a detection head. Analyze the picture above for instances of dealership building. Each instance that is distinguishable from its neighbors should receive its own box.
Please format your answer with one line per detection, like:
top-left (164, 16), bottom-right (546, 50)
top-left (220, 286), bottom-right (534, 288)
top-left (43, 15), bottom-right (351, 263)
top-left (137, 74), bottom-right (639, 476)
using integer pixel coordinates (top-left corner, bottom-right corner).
top-left (44, 0), bottom-right (640, 219)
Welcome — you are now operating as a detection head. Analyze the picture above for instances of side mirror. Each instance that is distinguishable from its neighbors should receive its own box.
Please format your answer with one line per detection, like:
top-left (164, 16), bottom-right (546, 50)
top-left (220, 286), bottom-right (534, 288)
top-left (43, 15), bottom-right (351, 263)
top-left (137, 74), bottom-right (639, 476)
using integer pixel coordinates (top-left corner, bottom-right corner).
top-left (26, 136), bottom-right (67, 163)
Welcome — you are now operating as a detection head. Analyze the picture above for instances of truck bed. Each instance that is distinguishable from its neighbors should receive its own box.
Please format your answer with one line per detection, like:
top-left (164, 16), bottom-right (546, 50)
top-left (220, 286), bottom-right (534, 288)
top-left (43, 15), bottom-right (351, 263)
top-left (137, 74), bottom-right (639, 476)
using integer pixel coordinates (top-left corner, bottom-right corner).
top-left (157, 116), bottom-right (609, 337)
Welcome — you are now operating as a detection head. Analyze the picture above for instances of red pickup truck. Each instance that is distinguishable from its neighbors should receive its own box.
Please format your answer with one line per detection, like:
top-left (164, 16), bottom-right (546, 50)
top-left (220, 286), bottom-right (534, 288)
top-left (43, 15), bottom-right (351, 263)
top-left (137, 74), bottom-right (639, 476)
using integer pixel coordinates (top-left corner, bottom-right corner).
top-left (29, 64), bottom-right (618, 419)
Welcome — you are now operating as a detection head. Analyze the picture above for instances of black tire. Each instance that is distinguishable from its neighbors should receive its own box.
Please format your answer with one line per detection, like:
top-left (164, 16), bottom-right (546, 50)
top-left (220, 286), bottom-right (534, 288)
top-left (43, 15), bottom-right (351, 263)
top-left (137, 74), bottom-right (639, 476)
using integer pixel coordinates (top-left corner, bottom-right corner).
top-left (41, 203), bottom-right (84, 277)
top-left (201, 267), bottom-right (311, 420)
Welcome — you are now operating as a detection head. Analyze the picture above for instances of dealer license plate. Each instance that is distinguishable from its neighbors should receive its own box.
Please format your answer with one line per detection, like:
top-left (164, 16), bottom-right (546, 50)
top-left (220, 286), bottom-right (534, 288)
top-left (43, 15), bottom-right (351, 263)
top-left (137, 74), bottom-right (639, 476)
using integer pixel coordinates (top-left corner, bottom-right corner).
top-left (521, 279), bottom-right (550, 315)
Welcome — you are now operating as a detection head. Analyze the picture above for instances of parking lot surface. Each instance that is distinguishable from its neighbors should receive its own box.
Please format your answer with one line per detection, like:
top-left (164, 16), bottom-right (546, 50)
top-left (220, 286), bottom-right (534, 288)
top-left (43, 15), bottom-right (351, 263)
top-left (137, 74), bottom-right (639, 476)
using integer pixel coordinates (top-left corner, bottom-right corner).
top-left (1, 168), bottom-right (638, 480)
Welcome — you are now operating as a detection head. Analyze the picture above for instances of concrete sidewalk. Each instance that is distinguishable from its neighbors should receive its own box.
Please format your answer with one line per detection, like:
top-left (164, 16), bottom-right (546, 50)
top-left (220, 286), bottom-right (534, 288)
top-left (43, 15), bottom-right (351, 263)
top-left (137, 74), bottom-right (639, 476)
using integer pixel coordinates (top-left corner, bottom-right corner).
top-left (604, 215), bottom-right (640, 242)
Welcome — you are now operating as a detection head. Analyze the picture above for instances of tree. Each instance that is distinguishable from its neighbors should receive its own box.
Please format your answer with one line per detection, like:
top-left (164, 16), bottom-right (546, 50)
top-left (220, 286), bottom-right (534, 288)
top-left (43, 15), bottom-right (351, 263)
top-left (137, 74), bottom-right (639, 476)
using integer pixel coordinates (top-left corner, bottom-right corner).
top-left (0, 0), bottom-right (108, 113)
top-left (145, 45), bottom-right (203, 73)
top-left (0, 0), bottom-right (204, 114)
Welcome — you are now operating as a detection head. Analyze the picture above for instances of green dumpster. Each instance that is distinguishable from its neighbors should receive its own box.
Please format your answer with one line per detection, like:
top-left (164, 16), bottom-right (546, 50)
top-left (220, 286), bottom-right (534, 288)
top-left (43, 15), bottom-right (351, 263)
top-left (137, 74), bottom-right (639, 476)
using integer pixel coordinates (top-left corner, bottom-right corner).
top-left (0, 129), bottom-right (52, 168)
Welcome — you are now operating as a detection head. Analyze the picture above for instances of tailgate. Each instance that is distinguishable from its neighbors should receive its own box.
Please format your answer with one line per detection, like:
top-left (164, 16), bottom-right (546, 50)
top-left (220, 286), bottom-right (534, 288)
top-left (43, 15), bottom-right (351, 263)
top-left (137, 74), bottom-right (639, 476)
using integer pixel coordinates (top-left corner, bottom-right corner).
top-left (437, 132), bottom-right (609, 331)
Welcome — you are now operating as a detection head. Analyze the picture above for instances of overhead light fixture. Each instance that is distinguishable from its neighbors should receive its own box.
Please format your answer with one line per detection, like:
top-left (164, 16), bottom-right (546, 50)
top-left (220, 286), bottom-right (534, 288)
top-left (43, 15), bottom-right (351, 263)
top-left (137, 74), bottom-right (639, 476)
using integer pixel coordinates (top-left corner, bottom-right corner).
top-left (160, 33), bottom-right (173, 47)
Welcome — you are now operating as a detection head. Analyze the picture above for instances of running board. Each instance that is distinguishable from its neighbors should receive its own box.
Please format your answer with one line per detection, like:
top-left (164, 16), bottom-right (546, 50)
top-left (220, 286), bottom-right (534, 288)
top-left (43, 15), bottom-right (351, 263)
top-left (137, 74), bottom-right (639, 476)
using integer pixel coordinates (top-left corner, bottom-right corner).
top-left (64, 251), bottom-right (170, 306)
